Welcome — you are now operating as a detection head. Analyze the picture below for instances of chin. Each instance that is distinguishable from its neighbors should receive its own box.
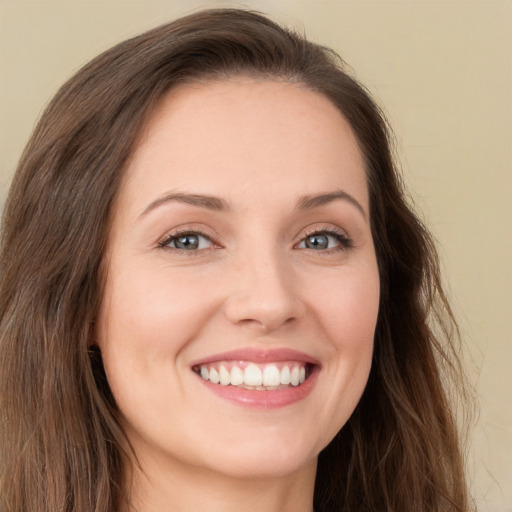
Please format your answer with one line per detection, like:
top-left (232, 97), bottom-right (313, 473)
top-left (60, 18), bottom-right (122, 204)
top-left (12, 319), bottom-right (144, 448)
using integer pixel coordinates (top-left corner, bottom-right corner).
top-left (193, 428), bottom-right (323, 480)
top-left (208, 451), bottom-right (316, 480)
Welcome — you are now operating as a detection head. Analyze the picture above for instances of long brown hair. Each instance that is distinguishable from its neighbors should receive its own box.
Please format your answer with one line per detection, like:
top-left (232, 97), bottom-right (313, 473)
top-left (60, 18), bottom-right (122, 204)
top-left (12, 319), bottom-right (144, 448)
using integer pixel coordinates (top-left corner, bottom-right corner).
top-left (0, 8), bottom-right (472, 511)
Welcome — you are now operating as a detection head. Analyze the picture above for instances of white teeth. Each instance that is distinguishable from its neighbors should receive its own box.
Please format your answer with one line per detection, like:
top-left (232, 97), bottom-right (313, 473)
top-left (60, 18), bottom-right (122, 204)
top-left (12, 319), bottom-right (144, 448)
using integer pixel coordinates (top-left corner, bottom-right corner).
top-left (219, 366), bottom-right (230, 386)
top-left (280, 365), bottom-right (291, 385)
top-left (209, 367), bottom-right (220, 384)
top-left (230, 366), bottom-right (244, 386)
top-left (262, 364), bottom-right (280, 386)
top-left (290, 366), bottom-right (300, 386)
top-left (244, 364), bottom-right (262, 386)
top-left (197, 362), bottom-right (310, 389)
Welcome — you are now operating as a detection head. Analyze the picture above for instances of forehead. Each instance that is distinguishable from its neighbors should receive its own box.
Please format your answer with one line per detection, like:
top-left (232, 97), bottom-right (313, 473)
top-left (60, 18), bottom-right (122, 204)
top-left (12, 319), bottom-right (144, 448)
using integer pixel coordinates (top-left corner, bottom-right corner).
top-left (119, 78), bottom-right (368, 216)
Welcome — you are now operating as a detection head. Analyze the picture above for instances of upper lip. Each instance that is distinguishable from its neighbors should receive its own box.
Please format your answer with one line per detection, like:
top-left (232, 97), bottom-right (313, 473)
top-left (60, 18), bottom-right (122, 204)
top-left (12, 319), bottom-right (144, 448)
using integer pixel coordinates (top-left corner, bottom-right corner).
top-left (190, 347), bottom-right (321, 367)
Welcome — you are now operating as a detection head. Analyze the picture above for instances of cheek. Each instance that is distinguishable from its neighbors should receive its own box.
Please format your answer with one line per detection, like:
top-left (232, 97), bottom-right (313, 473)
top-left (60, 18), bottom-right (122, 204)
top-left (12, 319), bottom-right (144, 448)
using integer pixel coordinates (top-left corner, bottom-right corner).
top-left (307, 263), bottom-right (379, 427)
top-left (99, 265), bottom-right (221, 353)
top-left (94, 267), bottom-right (222, 416)
top-left (314, 263), bottom-right (380, 346)
top-left (95, 264), bottom-right (220, 413)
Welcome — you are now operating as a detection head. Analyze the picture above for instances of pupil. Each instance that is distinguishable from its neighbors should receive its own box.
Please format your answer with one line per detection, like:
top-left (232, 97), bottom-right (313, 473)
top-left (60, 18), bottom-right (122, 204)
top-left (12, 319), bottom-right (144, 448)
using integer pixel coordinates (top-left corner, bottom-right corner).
top-left (306, 234), bottom-right (328, 250)
top-left (176, 235), bottom-right (198, 250)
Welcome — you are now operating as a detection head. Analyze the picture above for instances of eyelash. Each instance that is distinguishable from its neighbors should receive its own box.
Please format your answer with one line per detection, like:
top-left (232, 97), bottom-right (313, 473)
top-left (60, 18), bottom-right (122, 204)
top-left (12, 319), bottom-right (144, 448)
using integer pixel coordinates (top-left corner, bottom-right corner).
top-left (158, 228), bottom-right (217, 254)
top-left (157, 226), bottom-right (352, 254)
top-left (299, 226), bottom-right (353, 252)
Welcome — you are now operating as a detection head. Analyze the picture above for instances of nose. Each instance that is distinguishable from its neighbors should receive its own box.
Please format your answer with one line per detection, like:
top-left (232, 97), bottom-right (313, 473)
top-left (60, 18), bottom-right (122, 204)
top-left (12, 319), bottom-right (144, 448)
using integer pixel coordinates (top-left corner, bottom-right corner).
top-left (223, 250), bottom-right (305, 333)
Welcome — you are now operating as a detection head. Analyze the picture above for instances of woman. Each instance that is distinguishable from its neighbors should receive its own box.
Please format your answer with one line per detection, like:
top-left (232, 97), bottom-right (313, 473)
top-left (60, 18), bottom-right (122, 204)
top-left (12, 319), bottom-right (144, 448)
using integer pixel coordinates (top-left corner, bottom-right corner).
top-left (0, 8), bottom-right (472, 512)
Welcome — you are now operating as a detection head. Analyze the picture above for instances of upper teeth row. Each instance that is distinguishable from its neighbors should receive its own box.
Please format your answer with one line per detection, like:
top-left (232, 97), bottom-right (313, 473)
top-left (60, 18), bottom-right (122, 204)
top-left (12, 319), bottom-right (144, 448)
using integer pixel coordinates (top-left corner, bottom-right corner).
top-left (199, 363), bottom-right (306, 387)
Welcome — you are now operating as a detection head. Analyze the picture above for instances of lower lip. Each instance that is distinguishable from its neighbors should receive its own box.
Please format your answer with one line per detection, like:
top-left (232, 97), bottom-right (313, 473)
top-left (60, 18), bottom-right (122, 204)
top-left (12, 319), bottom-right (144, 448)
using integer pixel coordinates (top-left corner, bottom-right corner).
top-left (196, 368), bottom-right (319, 409)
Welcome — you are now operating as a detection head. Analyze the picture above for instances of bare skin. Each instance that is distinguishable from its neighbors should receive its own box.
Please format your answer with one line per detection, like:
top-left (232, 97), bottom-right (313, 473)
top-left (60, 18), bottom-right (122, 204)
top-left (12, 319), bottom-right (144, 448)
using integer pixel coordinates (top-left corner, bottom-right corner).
top-left (98, 79), bottom-right (380, 511)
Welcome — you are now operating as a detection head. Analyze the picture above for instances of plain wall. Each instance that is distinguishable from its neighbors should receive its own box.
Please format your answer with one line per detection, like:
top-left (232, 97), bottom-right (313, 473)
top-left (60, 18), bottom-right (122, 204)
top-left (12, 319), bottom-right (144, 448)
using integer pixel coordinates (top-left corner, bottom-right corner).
top-left (1, 1), bottom-right (511, 510)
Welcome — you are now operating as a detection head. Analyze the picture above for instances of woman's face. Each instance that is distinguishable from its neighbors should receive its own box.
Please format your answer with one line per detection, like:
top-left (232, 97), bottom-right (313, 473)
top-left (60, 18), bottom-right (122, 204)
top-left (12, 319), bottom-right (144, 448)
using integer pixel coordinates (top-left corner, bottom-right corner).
top-left (97, 79), bottom-right (380, 480)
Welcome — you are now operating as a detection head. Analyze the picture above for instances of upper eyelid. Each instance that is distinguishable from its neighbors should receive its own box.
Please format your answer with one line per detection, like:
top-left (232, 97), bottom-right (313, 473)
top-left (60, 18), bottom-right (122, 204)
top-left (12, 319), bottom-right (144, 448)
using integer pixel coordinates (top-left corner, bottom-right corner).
top-left (296, 224), bottom-right (349, 241)
top-left (302, 226), bottom-right (346, 236)
top-left (156, 223), bottom-right (351, 248)
top-left (294, 226), bottom-right (353, 252)
top-left (157, 226), bottom-right (219, 249)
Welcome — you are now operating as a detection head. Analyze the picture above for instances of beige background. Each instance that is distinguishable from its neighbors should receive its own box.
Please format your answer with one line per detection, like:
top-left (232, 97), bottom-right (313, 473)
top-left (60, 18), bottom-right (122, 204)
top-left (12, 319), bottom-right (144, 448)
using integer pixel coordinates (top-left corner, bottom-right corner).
top-left (1, 0), bottom-right (511, 510)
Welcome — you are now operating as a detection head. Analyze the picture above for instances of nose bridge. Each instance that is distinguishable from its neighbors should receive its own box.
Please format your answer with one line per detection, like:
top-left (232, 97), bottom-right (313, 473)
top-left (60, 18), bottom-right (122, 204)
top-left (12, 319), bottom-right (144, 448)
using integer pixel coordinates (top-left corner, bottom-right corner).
top-left (224, 240), bottom-right (304, 332)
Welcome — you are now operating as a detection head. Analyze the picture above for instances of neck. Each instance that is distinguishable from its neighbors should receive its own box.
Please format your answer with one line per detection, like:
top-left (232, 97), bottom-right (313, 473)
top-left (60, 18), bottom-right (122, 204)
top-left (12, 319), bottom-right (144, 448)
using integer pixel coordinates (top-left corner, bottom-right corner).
top-left (120, 455), bottom-right (317, 512)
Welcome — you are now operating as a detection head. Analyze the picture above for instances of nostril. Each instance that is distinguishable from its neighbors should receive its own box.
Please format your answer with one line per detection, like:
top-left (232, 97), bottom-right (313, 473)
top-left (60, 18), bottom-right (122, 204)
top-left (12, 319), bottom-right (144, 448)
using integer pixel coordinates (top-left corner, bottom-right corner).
top-left (234, 315), bottom-right (297, 334)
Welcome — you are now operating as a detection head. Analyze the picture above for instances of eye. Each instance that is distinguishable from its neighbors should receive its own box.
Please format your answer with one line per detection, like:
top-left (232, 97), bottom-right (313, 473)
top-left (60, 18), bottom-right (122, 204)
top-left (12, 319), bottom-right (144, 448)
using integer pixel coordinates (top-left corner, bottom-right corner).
top-left (160, 231), bottom-right (213, 251)
top-left (296, 229), bottom-right (351, 251)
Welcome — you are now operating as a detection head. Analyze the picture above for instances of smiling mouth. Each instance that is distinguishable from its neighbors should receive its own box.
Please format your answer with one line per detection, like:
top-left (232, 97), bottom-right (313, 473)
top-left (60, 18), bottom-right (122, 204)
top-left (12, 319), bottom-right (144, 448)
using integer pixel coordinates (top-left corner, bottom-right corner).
top-left (193, 361), bottom-right (315, 390)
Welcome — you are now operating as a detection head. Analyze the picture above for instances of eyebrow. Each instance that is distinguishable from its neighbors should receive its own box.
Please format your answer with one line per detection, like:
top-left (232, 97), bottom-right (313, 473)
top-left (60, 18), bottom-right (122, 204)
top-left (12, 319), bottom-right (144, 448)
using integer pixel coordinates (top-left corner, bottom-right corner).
top-left (296, 190), bottom-right (367, 219)
top-left (139, 189), bottom-right (367, 219)
top-left (140, 192), bottom-right (229, 217)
